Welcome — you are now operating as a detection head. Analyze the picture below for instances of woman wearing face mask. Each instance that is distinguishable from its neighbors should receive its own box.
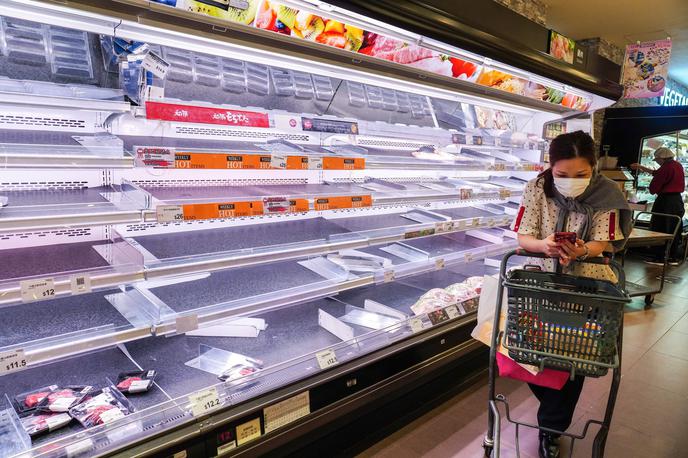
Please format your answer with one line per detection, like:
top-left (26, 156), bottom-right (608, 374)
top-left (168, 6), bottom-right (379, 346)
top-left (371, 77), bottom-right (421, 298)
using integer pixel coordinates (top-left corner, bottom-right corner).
top-left (631, 147), bottom-right (686, 264)
top-left (511, 130), bottom-right (632, 458)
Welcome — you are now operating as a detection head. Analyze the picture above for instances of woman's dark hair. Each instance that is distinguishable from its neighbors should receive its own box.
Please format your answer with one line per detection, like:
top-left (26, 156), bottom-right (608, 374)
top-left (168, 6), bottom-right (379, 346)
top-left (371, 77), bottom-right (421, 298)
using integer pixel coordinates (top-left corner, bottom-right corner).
top-left (538, 130), bottom-right (596, 197)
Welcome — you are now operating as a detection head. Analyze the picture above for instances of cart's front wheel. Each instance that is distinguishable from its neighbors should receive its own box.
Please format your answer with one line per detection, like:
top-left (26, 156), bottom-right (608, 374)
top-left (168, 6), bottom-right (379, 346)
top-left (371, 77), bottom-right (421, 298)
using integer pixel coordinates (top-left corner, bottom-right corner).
top-left (645, 294), bottom-right (655, 309)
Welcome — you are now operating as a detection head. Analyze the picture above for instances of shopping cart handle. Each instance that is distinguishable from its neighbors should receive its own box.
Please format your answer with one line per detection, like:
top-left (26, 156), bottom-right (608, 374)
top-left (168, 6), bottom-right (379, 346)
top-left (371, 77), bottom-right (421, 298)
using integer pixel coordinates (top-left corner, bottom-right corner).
top-left (506, 248), bottom-right (625, 288)
top-left (513, 248), bottom-right (611, 265)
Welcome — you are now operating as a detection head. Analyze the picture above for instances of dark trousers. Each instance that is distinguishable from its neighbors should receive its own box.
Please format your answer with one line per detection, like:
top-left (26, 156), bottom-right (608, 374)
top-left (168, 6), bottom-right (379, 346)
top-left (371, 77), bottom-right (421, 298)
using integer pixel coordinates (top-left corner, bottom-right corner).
top-left (528, 377), bottom-right (585, 432)
top-left (650, 193), bottom-right (685, 260)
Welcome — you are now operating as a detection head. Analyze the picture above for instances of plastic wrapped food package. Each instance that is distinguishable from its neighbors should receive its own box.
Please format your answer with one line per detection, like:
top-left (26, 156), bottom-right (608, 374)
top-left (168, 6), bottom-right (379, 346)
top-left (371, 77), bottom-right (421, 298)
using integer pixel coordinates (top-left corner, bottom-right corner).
top-left (116, 370), bottom-right (157, 394)
top-left (20, 412), bottom-right (72, 438)
top-left (445, 282), bottom-right (475, 300)
top-left (464, 276), bottom-right (484, 293)
top-left (411, 288), bottom-right (457, 315)
top-left (69, 387), bottom-right (134, 428)
top-left (36, 386), bottom-right (93, 413)
top-left (14, 385), bottom-right (58, 413)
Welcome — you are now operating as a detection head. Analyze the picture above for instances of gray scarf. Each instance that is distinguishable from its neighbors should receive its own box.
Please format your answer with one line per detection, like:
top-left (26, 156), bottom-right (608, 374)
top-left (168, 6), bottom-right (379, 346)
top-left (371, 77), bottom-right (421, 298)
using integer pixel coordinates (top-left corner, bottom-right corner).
top-left (552, 173), bottom-right (632, 253)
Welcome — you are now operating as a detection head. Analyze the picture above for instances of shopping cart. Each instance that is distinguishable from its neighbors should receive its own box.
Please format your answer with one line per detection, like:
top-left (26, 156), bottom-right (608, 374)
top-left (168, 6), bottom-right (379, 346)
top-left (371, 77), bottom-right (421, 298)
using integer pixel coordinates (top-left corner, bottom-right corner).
top-left (482, 249), bottom-right (630, 458)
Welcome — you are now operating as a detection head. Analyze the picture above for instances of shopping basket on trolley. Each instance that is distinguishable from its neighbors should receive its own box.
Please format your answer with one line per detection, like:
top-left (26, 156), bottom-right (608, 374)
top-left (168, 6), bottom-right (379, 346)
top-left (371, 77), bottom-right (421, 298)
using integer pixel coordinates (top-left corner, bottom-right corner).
top-left (483, 249), bottom-right (630, 458)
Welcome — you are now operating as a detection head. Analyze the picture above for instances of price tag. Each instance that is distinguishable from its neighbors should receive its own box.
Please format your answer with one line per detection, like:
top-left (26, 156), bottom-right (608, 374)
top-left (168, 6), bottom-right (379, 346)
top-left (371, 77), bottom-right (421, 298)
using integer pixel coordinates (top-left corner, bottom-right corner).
top-left (65, 439), bottom-right (94, 458)
top-left (236, 417), bottom-right (262, 446)
top-left (435, 258), bottom-right (445, 270)
top-left (503, 216), bottom-right (513, 226)
top-left (70, 274), bottom-right (91, 295)
top-left (141, 51), bottom-right (170, 78)
top-left (465, 252), bottom-right (474, 263)
top-left (189, 387), bottom-right (221, 417)
top-left (316, 349), bottom-right (338, 369)
top-left (472, 217), bottom-right (480, 227)
top-left (144, 85), bottom-right (164, 100)
top-left (409, 317), bottom-right (424, 333)
top-left (383, 270), bottom-right (395, 283)
top-left (308, 157), bottom-right (323, 170)
top-left (454, 220), bottom-right (466, 230)
top-left (0, 349), bottom-right (27, 375)
top-left (445, 305), bottom-right (461, 319)
top-left (270, 154), bottom-right (287, 169)
top-left (494, 163), bottom-right (506, 171)
top-left (435, 222), bottom-right (451, 233)
top-left (20, 278), bottom-right (55, 303)
top-left (100, 408), bottom-right (126, 425)
top-left (157, 205), bottom-right (184, 223)
top-left (487, 218), bottom-right (496, 228)
top-left (428, 309), bottom-right (450, 326)
top-left (499, 189), bottom-right (512, 199)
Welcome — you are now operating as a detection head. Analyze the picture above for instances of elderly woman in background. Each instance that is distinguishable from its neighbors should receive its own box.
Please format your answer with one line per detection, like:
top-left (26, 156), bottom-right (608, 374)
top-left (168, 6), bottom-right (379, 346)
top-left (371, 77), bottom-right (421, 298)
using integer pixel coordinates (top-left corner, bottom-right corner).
top-left (632, 147), bottom-right (686, 264)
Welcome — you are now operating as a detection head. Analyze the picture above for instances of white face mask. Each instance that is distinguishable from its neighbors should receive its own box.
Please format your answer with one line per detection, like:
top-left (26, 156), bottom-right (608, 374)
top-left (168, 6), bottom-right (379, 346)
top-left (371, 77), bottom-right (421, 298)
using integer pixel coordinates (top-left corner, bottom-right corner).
top-left (553, 177), bottom-right (590, 198)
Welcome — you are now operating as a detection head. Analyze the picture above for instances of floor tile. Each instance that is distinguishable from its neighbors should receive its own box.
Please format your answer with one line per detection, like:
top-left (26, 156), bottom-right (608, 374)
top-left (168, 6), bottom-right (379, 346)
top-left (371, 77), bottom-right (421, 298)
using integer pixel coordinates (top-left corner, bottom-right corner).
top-left (625, 350), bottom-right (688, 396)
top-left (670, 312), bottom-right (688, 334)
top-left (651, 329), bottom-right (688, 361)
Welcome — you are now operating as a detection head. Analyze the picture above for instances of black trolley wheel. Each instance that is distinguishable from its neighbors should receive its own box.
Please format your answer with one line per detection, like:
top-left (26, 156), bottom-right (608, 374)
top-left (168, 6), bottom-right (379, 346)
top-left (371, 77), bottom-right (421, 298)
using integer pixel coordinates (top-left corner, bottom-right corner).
top-left (645, 294), bottom-right (655, 309)
top-left (482, 444), bottom-right (493, 457)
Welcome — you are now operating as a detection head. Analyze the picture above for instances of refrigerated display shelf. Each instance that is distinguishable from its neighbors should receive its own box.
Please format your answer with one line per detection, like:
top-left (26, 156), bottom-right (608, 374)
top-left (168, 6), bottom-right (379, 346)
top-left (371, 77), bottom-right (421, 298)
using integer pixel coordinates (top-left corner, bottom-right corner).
top-left (0, 91), bottom-right (130, 113)
top-left (147, 261), bottom-right (328, 315)
top-left (130, 217), bottom-right (352, 262)
top-left (0, 347), bottom-right (173, 447)
top-left (0, 250), bottom-right (490, 453)
top-left (0, 230), bottom-right (507, 374)
top-left (0, 185), bottom-right (146, 233)
top-left (0, 289), bottom-right (129, 349)
top-left (0, 202), bottom-right (513, 307)
top-left (0, 241), bottom-right (111, 283)
top-left (0, 130), bottom-right (134, 168)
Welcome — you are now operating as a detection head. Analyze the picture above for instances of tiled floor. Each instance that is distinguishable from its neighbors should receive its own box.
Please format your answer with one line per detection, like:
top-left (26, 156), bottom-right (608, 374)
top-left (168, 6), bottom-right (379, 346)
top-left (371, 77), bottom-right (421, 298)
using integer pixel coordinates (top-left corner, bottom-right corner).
top-left (358, 259), bottom-right (688, 458)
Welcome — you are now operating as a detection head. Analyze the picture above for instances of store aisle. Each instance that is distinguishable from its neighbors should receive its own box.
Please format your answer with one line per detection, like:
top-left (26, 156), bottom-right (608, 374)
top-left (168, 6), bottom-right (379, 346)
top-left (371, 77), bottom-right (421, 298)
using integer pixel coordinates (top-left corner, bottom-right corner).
top-left (358, 261), bottom-right (688, 458)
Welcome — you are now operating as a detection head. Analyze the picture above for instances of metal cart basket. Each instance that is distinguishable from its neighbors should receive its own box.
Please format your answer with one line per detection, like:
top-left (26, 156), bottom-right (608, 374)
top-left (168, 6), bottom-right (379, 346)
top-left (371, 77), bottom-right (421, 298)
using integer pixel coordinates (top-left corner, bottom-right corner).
top-left (483, 249), bottom-right (630, 458)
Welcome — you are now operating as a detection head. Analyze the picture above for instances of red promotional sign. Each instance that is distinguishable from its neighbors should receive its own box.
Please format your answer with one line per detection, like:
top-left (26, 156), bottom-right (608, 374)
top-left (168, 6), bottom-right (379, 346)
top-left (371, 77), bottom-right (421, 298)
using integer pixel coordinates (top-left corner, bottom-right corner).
top-left (145, 101), bottom-right (270, 128)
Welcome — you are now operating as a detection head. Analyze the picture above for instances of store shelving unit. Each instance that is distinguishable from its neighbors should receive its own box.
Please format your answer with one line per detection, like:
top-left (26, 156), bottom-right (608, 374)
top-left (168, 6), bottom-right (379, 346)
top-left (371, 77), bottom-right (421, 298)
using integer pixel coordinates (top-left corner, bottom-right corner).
top-left (0, 1), bottom-right (618, 457)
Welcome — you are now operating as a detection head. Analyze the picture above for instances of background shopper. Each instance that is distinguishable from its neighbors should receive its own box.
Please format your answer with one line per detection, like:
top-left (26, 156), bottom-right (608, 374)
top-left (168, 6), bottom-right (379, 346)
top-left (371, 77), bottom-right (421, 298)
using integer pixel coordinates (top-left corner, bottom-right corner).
top-left (631, 147), bottom-right (686, 264)
top-left (512, 131), bottom-right (631, 458)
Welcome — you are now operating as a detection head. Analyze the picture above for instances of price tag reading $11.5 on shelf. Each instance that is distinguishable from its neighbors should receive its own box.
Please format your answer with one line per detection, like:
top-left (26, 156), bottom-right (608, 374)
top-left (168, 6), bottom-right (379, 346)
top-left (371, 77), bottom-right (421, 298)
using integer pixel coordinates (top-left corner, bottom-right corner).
top-left (189, 387), bottom-right (221, 417)
top-left (0, 349), bottom-right (27, 375)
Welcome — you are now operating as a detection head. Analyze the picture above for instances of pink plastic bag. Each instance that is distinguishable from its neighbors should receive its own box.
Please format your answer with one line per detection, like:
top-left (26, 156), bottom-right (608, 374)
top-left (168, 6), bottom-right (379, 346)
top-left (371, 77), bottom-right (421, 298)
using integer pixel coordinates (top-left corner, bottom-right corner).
top-left (496, 353), bottom-right (569, 390)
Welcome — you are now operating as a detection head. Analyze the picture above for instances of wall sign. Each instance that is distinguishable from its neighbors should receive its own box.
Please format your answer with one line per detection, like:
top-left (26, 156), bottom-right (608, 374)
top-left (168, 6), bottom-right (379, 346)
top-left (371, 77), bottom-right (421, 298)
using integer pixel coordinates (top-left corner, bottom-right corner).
top-left (621, 39), bottom-right (673, 99)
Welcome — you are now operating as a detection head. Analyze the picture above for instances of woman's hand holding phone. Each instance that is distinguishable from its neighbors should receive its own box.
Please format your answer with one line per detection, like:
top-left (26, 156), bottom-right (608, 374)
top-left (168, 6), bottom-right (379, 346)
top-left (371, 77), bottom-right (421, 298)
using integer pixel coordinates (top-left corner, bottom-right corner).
top-left (539, 234), bottom-right (562, 257)
top-left (558, 239), bottom-right (586, 266)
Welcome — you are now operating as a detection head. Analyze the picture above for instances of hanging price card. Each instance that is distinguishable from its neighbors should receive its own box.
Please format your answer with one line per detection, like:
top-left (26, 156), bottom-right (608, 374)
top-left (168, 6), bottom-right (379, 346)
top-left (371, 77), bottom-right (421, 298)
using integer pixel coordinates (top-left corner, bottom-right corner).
top-left (156, 205), bottom-right (184, 223)
top-left (315, 349), bottom-right (338, 369)
top-left (409, 317), bottom-right (424, 333)
top-left (445, 305), bottom-right (461, 319)
top-left (0, 349), bottom-right (27, 375)
top-left (189, 387), bottom-right (221, 417)
top-left (499, 189), bottom-right (512, 199)
top-left (20, 278), bottom-right (56, 303)
top-left (435, 258), bottom-right (445, 270)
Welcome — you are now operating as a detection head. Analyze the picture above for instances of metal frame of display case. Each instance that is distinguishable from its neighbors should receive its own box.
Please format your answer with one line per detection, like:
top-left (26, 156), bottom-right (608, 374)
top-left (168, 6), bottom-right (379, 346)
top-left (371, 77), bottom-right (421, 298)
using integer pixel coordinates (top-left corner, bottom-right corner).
top-left (0, 1), bottom-right (618, 457)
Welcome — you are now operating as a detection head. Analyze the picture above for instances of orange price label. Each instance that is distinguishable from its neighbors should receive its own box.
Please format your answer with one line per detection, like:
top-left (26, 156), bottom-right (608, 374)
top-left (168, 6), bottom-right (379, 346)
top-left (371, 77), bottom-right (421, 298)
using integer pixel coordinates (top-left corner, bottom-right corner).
top-left (175, 152), bottom-right (273, 170)
top-left (286, 156), bottom-right (311, 170)
top-left (313, 195), bottom-right (372, 211)
top-left (182, 201), bottom-right (263, 220)
top-left (322, 157), bottom-right (365, 170)
top-left (289, 199), bottom-right (309, 212)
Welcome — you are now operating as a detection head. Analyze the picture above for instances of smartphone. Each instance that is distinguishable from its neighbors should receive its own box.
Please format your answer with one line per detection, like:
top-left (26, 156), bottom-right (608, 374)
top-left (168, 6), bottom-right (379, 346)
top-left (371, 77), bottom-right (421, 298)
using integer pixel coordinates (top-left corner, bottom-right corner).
top-left (554, 232), bottom-right (577, 244)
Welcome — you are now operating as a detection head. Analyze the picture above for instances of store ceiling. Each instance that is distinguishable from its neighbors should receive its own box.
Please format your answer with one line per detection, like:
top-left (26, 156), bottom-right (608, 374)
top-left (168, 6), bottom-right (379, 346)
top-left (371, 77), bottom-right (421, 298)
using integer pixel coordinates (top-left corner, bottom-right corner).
top-left (544, 0), bottom-right (688, 88)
